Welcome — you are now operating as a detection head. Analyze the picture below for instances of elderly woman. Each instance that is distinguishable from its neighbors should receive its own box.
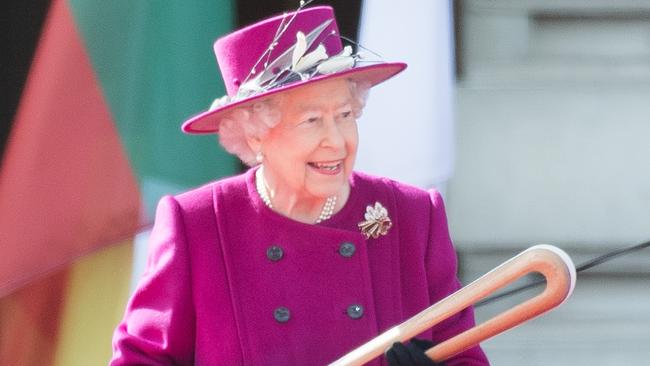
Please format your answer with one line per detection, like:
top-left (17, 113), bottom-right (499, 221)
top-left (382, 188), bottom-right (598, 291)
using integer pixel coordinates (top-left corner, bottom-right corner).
top-left (111, 5), bottom-right (488, 366)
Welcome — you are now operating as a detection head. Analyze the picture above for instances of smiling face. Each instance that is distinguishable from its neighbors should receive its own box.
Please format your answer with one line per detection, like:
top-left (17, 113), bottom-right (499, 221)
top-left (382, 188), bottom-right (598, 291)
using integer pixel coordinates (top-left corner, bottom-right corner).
top-left (251, 78), bottom-right (359, 205)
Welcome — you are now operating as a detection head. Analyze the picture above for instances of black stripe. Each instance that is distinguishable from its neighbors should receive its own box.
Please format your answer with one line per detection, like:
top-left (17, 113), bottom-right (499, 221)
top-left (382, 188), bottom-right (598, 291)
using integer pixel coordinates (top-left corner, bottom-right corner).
top-left (0, 0), bottom-right (52, 160)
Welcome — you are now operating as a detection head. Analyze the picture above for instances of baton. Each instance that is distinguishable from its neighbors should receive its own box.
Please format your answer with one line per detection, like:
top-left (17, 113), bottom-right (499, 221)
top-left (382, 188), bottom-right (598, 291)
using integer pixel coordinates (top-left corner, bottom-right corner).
top-left (329, 244), bottom-right (577, 365)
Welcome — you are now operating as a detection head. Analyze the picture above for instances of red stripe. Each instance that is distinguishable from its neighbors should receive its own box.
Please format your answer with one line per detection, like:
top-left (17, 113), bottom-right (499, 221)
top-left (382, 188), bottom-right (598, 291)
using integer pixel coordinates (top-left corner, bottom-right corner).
top-left (0, 0), bottom-right (141, 296)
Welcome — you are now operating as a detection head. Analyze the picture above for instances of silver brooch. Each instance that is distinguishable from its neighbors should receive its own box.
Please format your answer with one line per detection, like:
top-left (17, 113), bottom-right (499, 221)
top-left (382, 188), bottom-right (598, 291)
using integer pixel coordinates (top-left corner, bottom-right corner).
top-left (358, 202), bottom-right (392, 239)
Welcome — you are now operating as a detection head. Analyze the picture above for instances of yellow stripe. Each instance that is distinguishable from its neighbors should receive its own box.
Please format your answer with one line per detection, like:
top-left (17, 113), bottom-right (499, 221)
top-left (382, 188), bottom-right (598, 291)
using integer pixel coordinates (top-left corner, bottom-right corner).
top-left (53, 240), bottom-right (133, 366)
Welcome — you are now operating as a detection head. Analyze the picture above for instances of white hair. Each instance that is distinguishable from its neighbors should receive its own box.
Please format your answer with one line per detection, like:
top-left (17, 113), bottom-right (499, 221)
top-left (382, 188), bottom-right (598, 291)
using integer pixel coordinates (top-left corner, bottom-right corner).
top-left (217, 79), bottom-right (371, 166)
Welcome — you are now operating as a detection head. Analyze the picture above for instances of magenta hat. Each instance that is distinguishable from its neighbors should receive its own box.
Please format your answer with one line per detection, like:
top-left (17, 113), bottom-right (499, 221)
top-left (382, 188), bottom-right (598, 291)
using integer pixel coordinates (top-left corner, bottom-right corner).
top-left (182, 6), bottom-right (407, 134)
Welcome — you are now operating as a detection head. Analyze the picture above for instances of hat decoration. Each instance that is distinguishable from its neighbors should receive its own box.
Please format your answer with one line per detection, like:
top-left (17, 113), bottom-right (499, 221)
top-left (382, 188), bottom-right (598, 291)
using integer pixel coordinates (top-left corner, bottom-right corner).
top-left (212, 7), bottom-right (369, 109)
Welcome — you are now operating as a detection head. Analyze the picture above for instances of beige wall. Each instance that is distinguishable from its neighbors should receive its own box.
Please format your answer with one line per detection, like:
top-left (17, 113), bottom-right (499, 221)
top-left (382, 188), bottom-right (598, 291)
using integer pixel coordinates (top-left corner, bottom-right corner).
top-left (449, 0), bottom-right (650, 248)
top-left (449, 1), bottom-right (650, 364)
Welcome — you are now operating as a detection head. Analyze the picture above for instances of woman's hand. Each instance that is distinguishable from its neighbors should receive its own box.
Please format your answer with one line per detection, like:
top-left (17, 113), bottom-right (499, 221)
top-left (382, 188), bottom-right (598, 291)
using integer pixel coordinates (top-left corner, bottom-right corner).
top-left (385, 338), bottom-right (442, 366)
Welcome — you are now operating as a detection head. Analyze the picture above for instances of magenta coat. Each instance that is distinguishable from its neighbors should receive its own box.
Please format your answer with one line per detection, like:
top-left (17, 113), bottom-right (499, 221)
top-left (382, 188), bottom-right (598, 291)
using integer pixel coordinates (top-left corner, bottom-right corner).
top-left (111, 168), bottom-right (488, 365)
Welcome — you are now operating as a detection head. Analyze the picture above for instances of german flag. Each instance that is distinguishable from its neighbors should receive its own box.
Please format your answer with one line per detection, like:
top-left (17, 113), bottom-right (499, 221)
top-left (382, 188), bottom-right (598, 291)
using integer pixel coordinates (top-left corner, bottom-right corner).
top-left (0, 0), bottom-right (237, 364)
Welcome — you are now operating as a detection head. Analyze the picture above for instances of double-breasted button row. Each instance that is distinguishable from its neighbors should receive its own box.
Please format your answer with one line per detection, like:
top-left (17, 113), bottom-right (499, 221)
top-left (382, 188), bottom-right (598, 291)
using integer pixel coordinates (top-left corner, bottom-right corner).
top-left (272, 304), bottom-right (364, 323)
top-left (268, 241), bottom-right (361, 323)
top-left (267, 242), bottom-right (356, 262)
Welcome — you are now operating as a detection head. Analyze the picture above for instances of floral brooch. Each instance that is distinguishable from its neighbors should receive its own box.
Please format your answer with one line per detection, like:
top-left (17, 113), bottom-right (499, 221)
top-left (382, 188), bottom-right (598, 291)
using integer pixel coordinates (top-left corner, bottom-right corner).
top-left (358, 202), bottom-right (392, 239)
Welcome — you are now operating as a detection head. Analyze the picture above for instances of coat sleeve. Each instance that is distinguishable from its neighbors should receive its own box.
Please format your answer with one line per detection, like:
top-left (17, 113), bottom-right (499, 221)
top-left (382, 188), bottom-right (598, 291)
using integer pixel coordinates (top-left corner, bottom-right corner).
top-left (425, 189), bottom-right (490, 365)
top-left (110, 196), bottom-right (196, 366)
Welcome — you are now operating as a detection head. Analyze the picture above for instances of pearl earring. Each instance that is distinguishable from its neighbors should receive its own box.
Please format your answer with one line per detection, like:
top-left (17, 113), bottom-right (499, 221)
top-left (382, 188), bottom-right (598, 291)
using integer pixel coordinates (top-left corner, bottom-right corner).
top-left (256, 151), bottom-right (264, 163)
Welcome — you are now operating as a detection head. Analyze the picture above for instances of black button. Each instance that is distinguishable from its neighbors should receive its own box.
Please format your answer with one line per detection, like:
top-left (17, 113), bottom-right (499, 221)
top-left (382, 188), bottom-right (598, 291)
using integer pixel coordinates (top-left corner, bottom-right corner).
top-left (347, 304), bottom-right (364, 319)
top-left (274, 307), bottom-right (291, 323)
top-left (267, 246), bottom-right (284, 261)
top-left (339, 242), bottom-right (356, 257)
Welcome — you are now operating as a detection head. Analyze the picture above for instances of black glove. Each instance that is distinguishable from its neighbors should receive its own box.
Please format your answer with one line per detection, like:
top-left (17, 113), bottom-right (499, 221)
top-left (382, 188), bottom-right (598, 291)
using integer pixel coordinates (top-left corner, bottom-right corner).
top-left (385, 338), bottom-right (442, 366)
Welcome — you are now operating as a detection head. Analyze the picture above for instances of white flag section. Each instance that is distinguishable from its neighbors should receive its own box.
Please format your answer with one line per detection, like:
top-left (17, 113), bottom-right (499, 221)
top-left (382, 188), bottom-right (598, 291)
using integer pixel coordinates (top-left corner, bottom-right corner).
top-left (356, 0), bottom-right (455, 189)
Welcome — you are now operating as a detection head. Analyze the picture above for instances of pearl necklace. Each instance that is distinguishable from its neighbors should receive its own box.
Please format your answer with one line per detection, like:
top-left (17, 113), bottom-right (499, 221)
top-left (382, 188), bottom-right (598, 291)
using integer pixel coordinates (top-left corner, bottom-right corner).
top-left (255, 167), bottom-right (337, 224)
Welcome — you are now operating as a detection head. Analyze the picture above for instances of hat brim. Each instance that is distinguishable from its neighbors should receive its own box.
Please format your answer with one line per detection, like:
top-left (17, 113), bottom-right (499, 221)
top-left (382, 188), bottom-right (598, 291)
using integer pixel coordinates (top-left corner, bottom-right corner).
top-left (181, 62), bottom-right (407, 134)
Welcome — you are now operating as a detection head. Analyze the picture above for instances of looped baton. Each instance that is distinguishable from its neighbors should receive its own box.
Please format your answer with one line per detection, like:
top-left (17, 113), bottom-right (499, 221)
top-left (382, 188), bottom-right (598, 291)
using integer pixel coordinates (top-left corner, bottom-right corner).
top-left (329, 244), bottom-right (577, 365)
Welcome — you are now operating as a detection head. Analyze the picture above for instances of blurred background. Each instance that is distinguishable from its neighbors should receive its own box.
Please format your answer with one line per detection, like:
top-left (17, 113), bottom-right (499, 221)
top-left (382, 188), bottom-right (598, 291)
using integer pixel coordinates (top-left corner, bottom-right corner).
top-left (1, 0), bottom-right (648, 365)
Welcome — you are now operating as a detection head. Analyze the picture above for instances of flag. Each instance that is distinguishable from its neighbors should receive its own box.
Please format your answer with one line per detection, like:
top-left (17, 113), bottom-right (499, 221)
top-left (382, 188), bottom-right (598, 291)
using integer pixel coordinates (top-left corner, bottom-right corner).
top-left (355, 0), bottom-right (456, 190)
top-left (0, 0), bottom-right (236, 364)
